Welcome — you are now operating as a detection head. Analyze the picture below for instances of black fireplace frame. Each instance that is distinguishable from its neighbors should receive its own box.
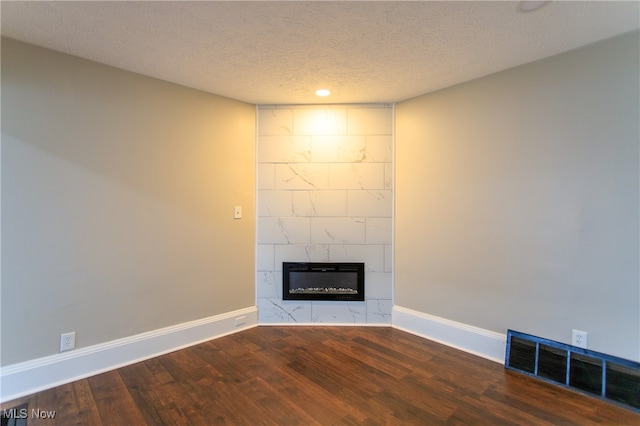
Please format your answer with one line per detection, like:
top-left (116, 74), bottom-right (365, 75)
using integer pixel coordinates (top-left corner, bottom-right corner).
top-left (282, 262), bottom-right (365, 301)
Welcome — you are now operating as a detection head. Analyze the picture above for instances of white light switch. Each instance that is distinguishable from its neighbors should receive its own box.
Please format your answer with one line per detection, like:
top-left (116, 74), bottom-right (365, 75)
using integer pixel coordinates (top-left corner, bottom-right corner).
top-left (234, 206), bottom-right (242, 219)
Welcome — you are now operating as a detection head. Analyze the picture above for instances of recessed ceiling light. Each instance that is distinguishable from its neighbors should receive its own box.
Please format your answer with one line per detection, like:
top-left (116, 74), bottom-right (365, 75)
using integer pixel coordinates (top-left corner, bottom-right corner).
top-left (315, 89), bottom-right (331, 97)
top-left (518, 1), bottom-right (550, 12)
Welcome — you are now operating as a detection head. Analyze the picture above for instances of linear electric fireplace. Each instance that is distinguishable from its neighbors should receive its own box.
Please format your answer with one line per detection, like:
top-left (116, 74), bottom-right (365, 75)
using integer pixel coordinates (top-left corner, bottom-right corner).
top-left (283, 262), bottom-right (365, 301)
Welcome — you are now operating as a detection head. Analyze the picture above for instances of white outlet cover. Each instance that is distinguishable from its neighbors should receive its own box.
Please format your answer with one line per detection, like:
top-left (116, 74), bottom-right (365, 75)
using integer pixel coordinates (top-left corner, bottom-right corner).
top-left (572, 329), bottom-right (588, 349)
top-left (60, 331), bottom-right (76, 352)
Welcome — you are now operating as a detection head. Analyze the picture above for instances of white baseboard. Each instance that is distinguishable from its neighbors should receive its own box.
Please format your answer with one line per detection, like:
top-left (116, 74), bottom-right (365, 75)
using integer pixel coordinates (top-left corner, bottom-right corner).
top-left (0, 306), bottom-right (258, 403)
top-left (259, 322), bottom-right (391, 327)
top-left (392, 305), bottom-right (506, 363)
top-left (1, 305), bottom-right (505, 402)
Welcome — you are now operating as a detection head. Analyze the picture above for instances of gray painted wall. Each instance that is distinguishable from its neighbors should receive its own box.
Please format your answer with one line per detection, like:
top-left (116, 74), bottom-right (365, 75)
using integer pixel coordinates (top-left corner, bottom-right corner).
top-left (395, 31), bottom-right (640, 361)
top-left (1, 39), bottom-right (256, 365)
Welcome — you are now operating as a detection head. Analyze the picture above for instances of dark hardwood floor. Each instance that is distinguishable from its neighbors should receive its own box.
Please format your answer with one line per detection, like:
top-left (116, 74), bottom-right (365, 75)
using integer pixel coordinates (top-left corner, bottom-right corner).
top-left (2, 326), bottom-right (639, 425)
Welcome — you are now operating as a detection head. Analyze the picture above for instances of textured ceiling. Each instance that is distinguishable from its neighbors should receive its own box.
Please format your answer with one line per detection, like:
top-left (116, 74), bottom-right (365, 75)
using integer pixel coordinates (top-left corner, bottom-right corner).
top-left (1, 1), bottom-right (639, 105)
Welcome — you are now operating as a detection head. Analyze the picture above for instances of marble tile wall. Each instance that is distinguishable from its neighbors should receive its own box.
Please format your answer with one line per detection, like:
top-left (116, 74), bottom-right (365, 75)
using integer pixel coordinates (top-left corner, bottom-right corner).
top-left (256, 105), bottom-right (393, 324)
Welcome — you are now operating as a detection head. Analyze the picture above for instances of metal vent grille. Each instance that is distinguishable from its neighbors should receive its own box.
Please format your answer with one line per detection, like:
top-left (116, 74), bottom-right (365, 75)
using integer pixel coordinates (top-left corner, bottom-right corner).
top-left (506, 330), bottom-right (640, 412)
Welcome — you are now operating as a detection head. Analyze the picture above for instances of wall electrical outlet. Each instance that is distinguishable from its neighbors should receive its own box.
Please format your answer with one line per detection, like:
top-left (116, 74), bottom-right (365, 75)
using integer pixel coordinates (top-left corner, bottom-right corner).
top-left (60, 331), bottom-right (76, 352)
top-left (572, 329), bottom-right (588, 349)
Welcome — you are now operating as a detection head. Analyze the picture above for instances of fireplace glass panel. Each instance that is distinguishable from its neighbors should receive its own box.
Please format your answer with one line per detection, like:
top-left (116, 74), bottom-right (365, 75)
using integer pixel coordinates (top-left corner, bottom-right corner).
top-left (283, 262), bottom-right (365, 301)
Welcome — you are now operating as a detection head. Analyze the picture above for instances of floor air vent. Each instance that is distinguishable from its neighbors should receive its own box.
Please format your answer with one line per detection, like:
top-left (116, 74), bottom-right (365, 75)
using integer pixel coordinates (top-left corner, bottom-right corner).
top-left (506, 330), bottom-right (640, 412)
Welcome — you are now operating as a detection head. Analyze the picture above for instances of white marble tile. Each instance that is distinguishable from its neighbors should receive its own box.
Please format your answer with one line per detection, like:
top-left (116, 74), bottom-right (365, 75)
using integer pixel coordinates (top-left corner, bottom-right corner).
top-left (291, 191), bottom-right (314, 217)
top-left (337, 136), bottom-right (369, 163)
top-left (311, 135), bottom-right (367, 163)
top-left (258, 108), bottom-right (293, 136)
top-left (329, 163), bottom-right (385, 190)
top-left (366, 136), bottom-right (393, 163)
top-left (257, 104), bottom-right (395, 326)
top-left (313, 190), bottom-right (349, 217)
top-left (347, 190), bottom-right (392, 217)
top-left (311, 217), bottom-right (366, 244)
top-left (258, 298), bottom-right (312, 323)
top-left (384, 244), bottom-right (392, 272)
top-left (274, 244), bottom-right (331, 269)
top-left (311, 136), bottom-right (367, 163)
top-left (258, 136), bottom-right (311, 163)
top-left (366, 299), bottom-right (392, 324)
top-left (329, 244), bottom-right (385, 272)
top-left (366, 218), bottom-right (392, 244)
top-left (257, 244), bottom-right (274, 271)
top-left (257, 163), bottom-right (275, 190)
top-left (257, 271), bottom-right (280, 298)
top-left (292, 190), bottom-right (347, 217)
top-left (275, 163), bottom-right (329, 190)
top-left (348, 107), bottom-right (393, 136)
top-left (384, 163), bottom-right (393, 190)
top-left (310, 135), bottom-right (338, 163)
top-left (311, 301), bottom-right (367, 324)
top-left (365, 272), bottom-right (392, 299)
top-left (258, 190), bottom-right (293, 217)
top-left (293, 108), bottom-right (348, 136)
top-left (257, 217), bottom-right (310, 244)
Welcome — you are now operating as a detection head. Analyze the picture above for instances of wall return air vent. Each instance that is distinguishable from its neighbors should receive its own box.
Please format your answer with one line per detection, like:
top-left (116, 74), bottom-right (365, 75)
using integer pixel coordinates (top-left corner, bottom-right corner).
top-left (505, 330), bottom-right (640, 412)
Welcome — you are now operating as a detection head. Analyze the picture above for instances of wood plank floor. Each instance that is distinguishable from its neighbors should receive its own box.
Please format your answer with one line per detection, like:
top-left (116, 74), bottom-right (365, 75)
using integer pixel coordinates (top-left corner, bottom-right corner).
top-left (2, 326), bottom-right (639, 425)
